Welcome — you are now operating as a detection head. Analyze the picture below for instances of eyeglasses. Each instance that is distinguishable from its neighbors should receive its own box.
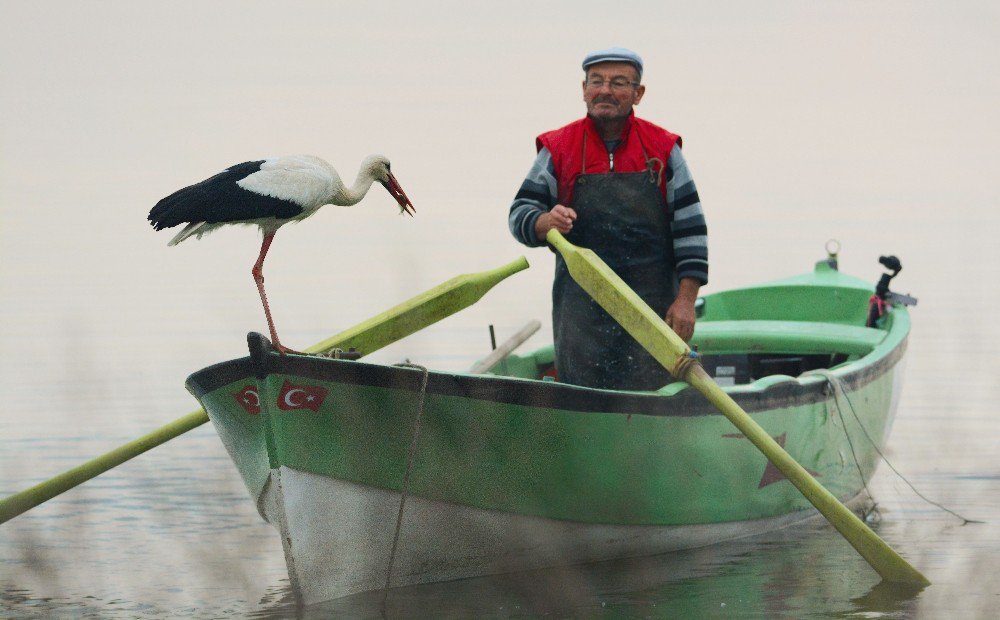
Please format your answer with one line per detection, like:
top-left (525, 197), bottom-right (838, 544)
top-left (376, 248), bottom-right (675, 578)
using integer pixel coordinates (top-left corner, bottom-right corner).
top-left (585, 77), bottom-right (640, 91)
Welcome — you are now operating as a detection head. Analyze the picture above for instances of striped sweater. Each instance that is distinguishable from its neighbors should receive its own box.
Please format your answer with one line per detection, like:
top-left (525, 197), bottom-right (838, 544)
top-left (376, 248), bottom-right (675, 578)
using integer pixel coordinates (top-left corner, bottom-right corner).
top-left (508, 145), bottom-right (709, 285)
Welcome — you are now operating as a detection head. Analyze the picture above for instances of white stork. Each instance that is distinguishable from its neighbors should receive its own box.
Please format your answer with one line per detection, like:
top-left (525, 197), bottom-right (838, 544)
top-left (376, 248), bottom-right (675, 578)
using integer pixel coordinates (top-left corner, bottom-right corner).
top-left (148, 154), bottom-right (415, 354)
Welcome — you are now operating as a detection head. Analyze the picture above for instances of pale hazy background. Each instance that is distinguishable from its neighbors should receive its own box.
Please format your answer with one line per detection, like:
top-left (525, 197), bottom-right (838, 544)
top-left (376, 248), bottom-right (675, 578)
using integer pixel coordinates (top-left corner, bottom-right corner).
top-left (3, 0), bottom-right (997, 428)
top-left (2, 1), bottom-right (998, 616)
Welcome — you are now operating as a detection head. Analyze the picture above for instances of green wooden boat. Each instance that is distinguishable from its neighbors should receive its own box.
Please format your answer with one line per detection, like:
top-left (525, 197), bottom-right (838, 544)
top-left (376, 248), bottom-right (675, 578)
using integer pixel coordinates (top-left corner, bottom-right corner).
top-left (186, 256), bottom-right (912, 605)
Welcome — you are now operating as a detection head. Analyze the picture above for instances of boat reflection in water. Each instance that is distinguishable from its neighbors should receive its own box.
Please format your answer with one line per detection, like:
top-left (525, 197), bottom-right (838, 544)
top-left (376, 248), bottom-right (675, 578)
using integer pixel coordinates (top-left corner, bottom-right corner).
top-left (250, 515), bottom-right (925, 618)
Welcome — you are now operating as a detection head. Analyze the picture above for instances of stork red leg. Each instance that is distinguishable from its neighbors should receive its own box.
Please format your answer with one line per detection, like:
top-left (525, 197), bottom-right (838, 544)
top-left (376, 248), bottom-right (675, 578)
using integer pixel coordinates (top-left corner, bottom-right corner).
top-left (252, 231), bottom-right (296, 355)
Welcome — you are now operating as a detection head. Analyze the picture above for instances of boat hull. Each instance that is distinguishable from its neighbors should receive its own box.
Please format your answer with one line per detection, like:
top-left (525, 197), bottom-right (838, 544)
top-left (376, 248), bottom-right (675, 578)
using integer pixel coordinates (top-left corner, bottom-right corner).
top-left (186, 261), bottom-right (910, 604)
top-left (264, 465), bottom-right (872, 604)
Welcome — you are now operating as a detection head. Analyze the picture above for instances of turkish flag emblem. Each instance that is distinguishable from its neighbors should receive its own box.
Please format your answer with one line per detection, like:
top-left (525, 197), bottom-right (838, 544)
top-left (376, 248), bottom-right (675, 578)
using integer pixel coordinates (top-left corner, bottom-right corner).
top-left (233, 385), bottom-right (261, 415)
top-left (277, 380), bottom-right (328, 412)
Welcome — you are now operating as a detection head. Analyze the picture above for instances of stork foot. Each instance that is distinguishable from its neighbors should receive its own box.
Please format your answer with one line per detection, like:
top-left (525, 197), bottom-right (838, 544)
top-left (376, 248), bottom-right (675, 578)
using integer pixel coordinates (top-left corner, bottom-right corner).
top-left (273, 342), bottom-right (307, 356)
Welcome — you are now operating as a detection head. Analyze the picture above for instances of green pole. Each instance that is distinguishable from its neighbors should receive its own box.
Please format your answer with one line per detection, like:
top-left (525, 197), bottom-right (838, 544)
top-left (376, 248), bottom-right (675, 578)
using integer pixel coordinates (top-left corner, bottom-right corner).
top-left (0, 256), bottom-right (529, 525)
top-left (307, 257), bottom-right (529, 355)
top-left (546, 229), bottom-right (929, 587)
top-left (0, 411), bottom-right (208, 525)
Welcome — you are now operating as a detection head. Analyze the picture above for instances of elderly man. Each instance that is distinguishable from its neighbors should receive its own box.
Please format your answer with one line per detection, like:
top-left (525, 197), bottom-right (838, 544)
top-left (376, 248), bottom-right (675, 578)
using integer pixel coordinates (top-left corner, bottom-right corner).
top-left (508, 47), bottom-right (708, 391)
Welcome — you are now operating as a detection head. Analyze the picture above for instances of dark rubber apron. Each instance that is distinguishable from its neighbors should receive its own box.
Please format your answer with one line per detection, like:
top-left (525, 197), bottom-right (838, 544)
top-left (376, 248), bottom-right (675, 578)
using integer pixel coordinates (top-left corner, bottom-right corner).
top-left (552, 167), bottom-right (677, 391)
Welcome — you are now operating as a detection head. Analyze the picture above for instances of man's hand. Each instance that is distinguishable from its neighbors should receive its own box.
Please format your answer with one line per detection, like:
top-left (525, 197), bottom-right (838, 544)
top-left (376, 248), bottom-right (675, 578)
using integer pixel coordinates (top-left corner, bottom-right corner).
top-left (665, 277), bottom-right (701, 343)
top-left (535, 204), bottom-right (577, 241)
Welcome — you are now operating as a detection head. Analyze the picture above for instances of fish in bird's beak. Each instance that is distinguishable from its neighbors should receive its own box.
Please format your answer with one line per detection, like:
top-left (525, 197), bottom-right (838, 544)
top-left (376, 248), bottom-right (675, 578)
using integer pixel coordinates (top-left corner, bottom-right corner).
top-left (381, 173), bottom-right (415, 216)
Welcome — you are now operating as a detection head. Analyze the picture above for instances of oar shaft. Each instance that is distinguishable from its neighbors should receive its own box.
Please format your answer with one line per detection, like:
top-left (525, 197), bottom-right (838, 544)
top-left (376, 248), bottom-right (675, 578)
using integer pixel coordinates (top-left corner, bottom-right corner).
top-left (545, 229), bottom-right (929, 586)
top-left (686, 366), bottom-right (929, 585)
top-left (0, 411), bottom-right (209, 524)
top-left (1, 257), bottom-right (530, 525)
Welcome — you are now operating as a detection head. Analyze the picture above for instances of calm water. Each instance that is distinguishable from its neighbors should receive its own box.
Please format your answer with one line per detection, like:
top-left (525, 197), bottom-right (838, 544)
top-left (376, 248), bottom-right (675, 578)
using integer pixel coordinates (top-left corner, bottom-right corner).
top-left (2, 2), bottom-right (998, 617)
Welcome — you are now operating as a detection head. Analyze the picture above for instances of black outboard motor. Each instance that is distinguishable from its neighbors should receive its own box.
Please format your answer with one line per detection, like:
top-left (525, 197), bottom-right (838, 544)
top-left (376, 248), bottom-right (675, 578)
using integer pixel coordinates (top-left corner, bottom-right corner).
top-left (867, 255), bottom-right (918, 327)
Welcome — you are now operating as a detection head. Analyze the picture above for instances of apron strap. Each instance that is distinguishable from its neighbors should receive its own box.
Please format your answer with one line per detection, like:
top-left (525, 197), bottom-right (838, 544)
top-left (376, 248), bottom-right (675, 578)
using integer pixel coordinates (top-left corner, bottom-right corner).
top-left (581, 123), bottom-right (665, 185)
top-left (631, 124), bottom-right (666, 186)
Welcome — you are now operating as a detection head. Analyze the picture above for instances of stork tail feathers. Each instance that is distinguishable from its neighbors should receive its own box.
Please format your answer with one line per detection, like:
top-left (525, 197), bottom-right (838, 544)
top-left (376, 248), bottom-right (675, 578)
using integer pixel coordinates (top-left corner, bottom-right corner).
top-left (168, 222), bottom-right (208, 246)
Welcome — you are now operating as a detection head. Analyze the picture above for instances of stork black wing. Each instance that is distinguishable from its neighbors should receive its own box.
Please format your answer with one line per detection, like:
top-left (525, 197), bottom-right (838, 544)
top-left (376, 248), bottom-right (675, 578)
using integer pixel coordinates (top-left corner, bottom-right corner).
top-left (148, 161), bottom-right (304, 230)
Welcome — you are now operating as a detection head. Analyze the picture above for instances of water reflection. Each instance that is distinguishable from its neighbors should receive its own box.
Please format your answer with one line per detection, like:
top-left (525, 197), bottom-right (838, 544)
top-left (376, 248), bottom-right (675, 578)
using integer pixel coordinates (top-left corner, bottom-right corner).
top-left (244, 516), bottom-right (926, 619)
top-left (847, 581), bottom-right (926, 619)
top-left (3, 374), bottom-right (995, 618)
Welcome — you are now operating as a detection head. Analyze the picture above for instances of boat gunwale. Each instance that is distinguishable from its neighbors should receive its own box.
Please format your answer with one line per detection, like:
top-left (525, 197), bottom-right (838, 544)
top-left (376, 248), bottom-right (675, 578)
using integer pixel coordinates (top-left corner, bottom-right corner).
top-left (186, 331), bottom-right (907, 419)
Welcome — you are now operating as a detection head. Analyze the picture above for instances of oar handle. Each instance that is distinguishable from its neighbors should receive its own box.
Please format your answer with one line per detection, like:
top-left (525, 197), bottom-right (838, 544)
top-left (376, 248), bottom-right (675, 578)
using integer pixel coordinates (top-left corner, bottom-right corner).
top-left (1, 256), bottom-right (530, 525)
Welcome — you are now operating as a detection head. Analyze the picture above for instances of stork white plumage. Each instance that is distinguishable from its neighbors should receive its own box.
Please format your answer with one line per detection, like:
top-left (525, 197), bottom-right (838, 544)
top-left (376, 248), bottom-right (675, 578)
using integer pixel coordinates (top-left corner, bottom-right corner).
top-left (148, 154), bottom-right (415, 354)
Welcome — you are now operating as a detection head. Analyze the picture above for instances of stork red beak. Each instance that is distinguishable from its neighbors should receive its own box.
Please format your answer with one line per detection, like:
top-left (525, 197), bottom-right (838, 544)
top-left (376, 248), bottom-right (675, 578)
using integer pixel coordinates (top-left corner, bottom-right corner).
top-left (381, 173), bottom-right (415, 216)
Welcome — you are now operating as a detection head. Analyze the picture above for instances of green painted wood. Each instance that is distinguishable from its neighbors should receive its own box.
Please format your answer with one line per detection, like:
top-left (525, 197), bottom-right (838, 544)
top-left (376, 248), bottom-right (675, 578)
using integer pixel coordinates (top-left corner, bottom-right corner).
top-left (697, 263), bottom-right (875, 325)
top-left (0, 257), bottom-right (529, 525)
top-left (205, 369), bottom-right (892, 524)
top-left (195, 250), bottom-right (904, 524)
top-left (545, 229), bottom-right (929, 586)
top-left (692, 320), bottom-right (886, 355)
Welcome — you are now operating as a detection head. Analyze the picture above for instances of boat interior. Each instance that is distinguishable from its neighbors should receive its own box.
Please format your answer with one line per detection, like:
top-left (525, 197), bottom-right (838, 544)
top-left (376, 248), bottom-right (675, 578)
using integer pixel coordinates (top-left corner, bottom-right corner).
top-left (492, 277), bottom-right (899, 389)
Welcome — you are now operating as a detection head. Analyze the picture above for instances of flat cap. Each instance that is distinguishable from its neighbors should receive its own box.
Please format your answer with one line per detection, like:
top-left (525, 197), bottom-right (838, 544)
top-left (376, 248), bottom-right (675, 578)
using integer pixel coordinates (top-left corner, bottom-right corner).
top-left (582, 47), bottom-right (643, 79)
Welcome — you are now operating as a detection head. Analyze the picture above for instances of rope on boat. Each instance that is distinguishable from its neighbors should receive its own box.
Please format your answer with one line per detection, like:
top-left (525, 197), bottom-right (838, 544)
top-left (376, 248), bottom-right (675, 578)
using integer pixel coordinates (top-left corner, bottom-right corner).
top-left (809, 369), bottom-right (877, 510)
top-left (382, 363), bottom-right (430, 611)
top-left (807, 369), bottom-right (981, 525)
top-left (671, 350), bottom-right (702, 382)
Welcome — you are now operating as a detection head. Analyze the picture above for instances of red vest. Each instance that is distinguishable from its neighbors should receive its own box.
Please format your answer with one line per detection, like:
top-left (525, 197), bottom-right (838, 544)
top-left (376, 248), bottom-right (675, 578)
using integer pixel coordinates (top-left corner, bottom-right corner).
top-left (536, 114), bottom-right (682, 207)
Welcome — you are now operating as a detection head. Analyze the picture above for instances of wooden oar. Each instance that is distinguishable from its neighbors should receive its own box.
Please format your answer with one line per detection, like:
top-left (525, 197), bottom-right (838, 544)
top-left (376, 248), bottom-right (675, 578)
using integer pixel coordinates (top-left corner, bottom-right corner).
top-left (468, 320), bottom-right (542, 374)
top-left (546, 229), bottom-right (929, 586)
top-left (0, 256), bottom-right (529, 525)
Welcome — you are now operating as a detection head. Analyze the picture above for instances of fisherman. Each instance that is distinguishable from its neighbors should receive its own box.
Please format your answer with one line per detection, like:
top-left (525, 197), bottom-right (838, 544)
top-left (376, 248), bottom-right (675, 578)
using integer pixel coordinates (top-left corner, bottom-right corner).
top-left (508, 47), bottom-right (709, 390)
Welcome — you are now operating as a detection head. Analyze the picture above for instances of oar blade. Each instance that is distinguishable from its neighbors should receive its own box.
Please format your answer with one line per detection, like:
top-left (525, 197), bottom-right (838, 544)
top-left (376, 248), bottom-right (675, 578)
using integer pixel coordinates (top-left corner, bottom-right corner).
top-left (306, 256), bottom-right (529, 355)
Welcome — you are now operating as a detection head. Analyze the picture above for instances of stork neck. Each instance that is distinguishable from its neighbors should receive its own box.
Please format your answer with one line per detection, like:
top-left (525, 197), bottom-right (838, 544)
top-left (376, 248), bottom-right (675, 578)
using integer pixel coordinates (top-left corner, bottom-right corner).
top-left (338, 168), bottom-right (377, 206)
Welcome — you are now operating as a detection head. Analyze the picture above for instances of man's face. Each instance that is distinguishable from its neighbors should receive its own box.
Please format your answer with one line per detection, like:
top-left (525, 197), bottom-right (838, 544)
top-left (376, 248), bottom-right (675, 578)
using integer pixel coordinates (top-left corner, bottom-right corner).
top-left (582, 62), bottom-right (645, 122)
